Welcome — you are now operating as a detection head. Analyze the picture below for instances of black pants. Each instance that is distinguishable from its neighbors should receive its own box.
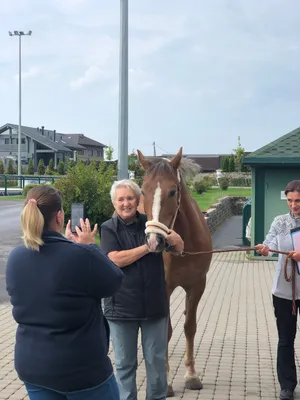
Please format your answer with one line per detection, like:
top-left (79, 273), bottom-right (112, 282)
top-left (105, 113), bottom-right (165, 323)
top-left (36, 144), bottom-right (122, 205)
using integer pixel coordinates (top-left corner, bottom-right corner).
top-left (273, 295), bottom-right (300, 391)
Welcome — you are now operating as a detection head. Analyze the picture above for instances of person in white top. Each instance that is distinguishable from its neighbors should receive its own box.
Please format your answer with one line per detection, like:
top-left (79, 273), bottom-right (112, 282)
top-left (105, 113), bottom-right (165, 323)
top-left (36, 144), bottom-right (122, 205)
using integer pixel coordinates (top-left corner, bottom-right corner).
top-left (255, 180), bottom-right (300, 400)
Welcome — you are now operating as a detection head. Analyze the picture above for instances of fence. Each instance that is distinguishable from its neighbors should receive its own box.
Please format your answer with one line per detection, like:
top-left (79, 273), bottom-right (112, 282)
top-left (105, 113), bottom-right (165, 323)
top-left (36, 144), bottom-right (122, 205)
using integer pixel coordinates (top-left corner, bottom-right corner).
top-left (0, 174), bottom-right (63, 196)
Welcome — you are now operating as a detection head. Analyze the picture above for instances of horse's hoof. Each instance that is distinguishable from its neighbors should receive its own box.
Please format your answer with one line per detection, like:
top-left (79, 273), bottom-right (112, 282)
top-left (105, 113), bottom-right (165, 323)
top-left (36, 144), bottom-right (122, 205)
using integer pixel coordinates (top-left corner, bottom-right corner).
top-left (166, 384), bottom-right (174, 397)
top-left (184, 376), bottom-right (203, 390)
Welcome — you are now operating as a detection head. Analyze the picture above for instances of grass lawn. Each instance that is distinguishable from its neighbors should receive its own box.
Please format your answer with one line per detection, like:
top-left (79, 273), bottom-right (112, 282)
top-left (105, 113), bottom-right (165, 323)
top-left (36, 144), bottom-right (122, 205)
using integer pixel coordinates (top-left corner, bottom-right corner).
top-left (0, 195), bottom-right (24, 200)
top-left (192, 187), bottom-right (251, 212)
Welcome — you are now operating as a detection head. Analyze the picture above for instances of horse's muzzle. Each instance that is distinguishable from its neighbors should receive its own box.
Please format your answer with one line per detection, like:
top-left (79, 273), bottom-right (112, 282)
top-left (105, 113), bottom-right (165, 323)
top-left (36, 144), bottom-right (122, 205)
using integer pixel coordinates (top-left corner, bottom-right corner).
top-left (146, 232), bottom-right (166, 253)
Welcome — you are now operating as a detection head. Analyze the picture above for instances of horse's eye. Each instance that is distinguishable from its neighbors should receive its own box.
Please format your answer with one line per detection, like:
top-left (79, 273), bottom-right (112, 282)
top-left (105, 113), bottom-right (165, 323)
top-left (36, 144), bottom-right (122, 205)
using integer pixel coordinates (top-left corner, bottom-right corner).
top-left (169, 189), bottom-right (176, 197)
top-left (141, 190), bottom-right (144, 196)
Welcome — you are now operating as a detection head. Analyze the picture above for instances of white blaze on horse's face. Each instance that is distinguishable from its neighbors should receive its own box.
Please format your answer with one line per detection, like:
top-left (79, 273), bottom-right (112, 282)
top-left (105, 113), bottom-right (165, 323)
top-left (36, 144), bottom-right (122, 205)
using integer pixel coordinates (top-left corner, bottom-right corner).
top-left (148, 182), bottom-right (162, 252)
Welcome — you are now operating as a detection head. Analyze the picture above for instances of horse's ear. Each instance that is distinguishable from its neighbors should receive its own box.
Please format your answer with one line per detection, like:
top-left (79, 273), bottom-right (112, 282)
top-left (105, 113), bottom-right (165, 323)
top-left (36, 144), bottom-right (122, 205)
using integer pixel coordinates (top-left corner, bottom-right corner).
top-left (137, 149), bottom-right (151, 170)
top-left (169, 147), bottom-right (183, 170)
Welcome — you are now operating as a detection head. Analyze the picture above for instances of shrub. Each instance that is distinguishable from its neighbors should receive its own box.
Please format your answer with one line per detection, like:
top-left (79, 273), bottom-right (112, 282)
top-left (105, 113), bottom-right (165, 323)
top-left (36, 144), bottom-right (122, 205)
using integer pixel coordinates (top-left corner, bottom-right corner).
top-left (28, 159), bottom-right (34, 175)
top-left (23, 183), bottom-right (48, 198)
top-left (46, 159), bottom-right (55, 175)
top-left (37, 159), bottom-right (45, 175)
top-left (7, 159), bottom-right (15, 174)
top-left (219, 176), bottom-right (229, 190)
top-left (192, 174), bottom-right (209, 194)
top-left (202, 175), bottom-right (214, 189)
top-left (55, 161), bottom-right (115, 226)
top-left (194, 181), bottom-right (209, 194)
top-left (0, 160), bottom-right (4, 174)
top-left (57, 160), bottom-right (65, 175)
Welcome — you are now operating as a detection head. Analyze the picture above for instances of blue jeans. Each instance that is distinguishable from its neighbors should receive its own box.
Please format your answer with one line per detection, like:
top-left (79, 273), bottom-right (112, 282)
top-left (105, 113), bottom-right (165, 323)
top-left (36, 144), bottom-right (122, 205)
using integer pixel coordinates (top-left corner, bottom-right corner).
top-left (108, 318), bottom-right (168, 400)
top-left (25, 374), bottom-right (119, 400)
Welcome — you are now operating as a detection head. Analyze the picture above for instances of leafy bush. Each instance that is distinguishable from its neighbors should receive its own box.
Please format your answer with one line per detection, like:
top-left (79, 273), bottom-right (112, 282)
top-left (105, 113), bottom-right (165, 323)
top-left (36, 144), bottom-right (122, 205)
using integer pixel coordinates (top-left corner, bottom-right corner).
top-left (219, 176), bottom-right (229, 190)
top-left (202, 175), bottom-right (214, 189)
top-left (193, 174), bottom-right (209, 194)
top-left (194, 181), bottom-right (209, 194)
top-left (23, 183), bottom-right (48, 198)
top-left (0, 160), bottom-right (4, 174)
top-left (217, 172), bottom-right (251, 187)
top-left (55, 161), bottom-right (115, 226)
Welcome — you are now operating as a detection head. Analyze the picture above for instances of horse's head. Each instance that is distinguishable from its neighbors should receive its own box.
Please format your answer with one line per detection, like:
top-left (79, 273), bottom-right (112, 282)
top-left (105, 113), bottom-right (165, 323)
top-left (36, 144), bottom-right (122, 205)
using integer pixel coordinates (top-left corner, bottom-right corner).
top-left (137, 147), bottom-right (183, 252)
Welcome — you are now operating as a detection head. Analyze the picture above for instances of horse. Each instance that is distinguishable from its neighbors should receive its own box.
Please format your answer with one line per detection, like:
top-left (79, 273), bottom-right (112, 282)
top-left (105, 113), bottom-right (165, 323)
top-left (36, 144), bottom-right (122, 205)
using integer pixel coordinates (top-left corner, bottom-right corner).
top-left (136, 147), bottom-right (213, 396)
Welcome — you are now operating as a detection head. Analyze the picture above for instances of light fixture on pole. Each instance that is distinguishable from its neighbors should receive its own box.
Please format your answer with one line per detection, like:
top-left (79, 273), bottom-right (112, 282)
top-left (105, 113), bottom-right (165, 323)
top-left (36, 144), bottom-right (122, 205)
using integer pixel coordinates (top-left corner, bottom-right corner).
top-left (118, 0), bottom-right (128, 180)
top-left (8, 30), bottom-right (32, 177)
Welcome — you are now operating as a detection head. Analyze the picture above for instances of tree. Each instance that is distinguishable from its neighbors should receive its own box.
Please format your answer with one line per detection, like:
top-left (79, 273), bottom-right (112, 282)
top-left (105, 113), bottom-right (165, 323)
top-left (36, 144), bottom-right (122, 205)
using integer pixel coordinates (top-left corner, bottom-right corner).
top-left (57, 160), bottom-right (65, 175)
top-left (28, 159), bottom-right (34, 175)
top-left (233, 136), bottom-right (246, 172)
top-left (128, 150), bottom-right (145, 185)
top-left (37, 159), bottom-right (45, 175)
top-left (105, 145), bottom-right (114, 161)
top-left (222, 156), bottom-right (230, 172)
top-left (48, 158), bottom-right (54, 172)
top-left (46, 158), bottom-right (55, 175)
top-left (0, 160), bottom-right (4, 174)
top-left (7, 159), bottom-right (15, 174)
top-left (229, 155), bottom-right (235, 172)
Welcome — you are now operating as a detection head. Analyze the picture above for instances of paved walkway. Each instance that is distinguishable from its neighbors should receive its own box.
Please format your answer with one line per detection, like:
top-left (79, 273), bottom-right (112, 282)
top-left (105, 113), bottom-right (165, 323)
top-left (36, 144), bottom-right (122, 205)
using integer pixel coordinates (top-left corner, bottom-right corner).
top-left (1, 251), bottom-right (298, 399)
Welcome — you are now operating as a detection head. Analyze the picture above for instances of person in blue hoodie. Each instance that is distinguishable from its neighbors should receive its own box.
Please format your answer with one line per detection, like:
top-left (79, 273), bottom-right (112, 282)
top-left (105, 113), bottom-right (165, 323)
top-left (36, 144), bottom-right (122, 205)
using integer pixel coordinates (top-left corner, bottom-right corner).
top-left (6, 185), bottom-right (123, 400)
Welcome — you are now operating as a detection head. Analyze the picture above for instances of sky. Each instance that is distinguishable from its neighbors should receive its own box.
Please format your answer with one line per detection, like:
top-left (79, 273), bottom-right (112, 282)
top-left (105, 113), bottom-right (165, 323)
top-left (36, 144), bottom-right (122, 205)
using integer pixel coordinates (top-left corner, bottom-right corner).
top-left (1, 0), bottom-right (300, 157)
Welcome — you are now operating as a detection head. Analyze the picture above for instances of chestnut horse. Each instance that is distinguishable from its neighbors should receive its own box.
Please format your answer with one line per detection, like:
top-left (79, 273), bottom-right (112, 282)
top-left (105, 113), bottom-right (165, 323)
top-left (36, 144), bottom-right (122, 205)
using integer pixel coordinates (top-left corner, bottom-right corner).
top-left (137, 147), bottom-right (212, 396)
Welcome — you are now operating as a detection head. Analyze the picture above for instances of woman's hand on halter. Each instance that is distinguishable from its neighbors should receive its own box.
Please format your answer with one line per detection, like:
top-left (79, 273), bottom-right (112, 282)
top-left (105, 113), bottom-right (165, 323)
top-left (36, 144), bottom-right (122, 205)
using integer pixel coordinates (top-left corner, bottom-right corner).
top-left (254, 244), bottom-right (269, 256)
top-left (166, 229), bottom-right (184, 253)
top-left (65, 218), bottom-right (98, 245)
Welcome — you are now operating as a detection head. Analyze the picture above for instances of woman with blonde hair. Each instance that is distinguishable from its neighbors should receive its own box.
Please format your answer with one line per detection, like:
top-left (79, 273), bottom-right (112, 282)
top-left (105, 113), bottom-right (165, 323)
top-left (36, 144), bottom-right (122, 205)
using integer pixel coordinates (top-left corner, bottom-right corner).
top-left (6, 185), bottom-right (123, 400)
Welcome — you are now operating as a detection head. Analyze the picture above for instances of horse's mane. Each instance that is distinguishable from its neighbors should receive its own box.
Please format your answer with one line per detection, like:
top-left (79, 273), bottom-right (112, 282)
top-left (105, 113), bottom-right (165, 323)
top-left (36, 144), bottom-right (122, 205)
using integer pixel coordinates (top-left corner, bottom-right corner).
top-left (145, 156), bottom-right (201, 183)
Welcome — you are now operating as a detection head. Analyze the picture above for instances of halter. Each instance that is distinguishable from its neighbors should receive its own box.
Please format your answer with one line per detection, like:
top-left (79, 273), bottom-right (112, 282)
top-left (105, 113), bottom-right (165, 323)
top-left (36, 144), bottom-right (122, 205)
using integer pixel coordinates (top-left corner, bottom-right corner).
top-left (145, 168), bottom-right (181, 237)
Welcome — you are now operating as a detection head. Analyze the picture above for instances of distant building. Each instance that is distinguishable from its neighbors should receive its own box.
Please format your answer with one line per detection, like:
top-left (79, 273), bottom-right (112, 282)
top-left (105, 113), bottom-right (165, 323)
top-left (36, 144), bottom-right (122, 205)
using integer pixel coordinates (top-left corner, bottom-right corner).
top-left (0, 123), bottom-right (106, 170)
top-left (160, 153), bottom-right (251, 173)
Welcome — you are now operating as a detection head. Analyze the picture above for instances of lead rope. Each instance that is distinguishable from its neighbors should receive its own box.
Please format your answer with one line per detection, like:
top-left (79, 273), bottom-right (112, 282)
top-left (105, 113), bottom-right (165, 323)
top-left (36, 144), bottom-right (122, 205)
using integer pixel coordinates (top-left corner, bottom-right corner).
top-left (180, 246), bottom-right (298, 316)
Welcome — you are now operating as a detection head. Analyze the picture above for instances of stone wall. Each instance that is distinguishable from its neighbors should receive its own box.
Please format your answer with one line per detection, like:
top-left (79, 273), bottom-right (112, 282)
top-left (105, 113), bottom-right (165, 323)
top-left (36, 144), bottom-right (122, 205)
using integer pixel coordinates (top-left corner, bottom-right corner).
top-left (204, 196), bottom-right (249, 234)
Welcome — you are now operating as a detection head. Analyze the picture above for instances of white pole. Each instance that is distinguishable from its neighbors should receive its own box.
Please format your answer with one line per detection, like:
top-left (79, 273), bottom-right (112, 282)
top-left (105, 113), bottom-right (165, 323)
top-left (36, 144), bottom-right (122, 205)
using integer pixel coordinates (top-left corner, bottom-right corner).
top-left (118, 0), bottom-right (129, 180)
top-left (18, 34), bottom-right (22, 176)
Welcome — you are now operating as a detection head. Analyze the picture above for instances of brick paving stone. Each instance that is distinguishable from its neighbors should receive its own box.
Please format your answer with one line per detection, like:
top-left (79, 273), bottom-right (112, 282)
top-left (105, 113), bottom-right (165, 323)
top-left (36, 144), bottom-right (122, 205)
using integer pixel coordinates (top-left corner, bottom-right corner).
top-left (3, 252), bottom-right (300, 399)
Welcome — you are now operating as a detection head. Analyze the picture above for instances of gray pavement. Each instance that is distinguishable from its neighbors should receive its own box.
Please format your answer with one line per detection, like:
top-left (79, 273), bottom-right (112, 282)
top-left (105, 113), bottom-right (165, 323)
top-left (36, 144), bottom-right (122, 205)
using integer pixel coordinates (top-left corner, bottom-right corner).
top-left (0, 201), bottom-right (22, 302)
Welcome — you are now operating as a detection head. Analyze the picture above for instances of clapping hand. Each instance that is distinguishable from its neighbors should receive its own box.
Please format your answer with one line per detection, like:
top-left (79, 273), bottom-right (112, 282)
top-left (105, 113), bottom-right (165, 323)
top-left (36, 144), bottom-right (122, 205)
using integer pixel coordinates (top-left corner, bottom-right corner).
top-left (65, 218), bottom-right (98, 245)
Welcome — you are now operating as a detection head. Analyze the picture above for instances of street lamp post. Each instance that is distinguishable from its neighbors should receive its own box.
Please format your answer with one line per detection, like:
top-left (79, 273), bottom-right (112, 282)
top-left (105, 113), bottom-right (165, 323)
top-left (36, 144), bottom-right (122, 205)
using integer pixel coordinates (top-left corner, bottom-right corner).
top-left (8, 30), bottom-right (32, 177)
top-left (118, 0), bottom-right (129, 180)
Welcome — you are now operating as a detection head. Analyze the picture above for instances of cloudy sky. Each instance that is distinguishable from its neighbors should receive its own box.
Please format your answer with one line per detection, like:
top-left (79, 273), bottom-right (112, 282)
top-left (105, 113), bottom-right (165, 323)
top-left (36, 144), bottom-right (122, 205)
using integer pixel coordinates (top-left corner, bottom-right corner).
top-left (1, 0), bottom-right (300, 157)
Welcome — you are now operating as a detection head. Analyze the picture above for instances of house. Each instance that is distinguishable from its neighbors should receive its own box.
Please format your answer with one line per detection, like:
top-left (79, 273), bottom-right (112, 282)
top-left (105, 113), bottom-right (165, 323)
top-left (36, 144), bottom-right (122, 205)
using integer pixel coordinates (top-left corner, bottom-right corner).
top-left (0, 123), bottom-right (106, 170)
top-left (159, 154), bottom-right (247, 172)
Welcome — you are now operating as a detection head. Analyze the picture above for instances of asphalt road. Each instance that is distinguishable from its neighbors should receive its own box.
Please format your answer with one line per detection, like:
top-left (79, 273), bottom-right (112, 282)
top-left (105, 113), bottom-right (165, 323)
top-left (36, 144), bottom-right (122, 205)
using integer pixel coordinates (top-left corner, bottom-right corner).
top-left (0, 200), bottom-right (23, 302)
top-left (0, 200), bottom-right (244, 303)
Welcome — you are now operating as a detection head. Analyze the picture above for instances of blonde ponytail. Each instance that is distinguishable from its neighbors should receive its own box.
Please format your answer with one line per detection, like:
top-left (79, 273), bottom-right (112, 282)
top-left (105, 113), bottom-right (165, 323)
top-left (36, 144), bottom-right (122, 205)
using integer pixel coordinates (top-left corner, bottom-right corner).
top-left (21, 202), bottom-right (44, 251)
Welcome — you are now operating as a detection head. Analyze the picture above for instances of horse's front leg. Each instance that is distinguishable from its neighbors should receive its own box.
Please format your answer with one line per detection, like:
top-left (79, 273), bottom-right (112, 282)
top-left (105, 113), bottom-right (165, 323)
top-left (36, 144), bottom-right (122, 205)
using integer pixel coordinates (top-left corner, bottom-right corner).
top-left (184, 279), bottom-right (206, 390)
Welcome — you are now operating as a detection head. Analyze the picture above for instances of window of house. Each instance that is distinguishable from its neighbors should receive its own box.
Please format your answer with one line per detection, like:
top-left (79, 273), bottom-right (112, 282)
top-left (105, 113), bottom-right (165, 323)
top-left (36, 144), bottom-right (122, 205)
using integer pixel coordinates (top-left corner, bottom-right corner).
top-left (21, 138), bottom-right (25, 144)
top-left (97, 150), bottom-right (102, 157)
top-left (5, 138), bottom-right (9, 144)
top-left (88, 150), bottom-right (93, 156)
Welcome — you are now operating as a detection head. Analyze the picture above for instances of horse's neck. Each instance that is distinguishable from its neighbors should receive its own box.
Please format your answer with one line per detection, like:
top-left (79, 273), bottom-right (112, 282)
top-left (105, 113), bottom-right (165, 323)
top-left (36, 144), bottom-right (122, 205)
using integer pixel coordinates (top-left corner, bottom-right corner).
top-left (174, 183), bottom-right (202, 235)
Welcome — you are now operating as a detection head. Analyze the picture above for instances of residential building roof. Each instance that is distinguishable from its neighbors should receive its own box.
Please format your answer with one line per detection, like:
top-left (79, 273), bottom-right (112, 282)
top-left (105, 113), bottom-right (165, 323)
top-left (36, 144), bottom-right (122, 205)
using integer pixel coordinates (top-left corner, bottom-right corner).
top-left (243, 127), bottom-right (300, 165)
top-left (0, 123), bottom-right (106, 153)
top-left (60, 133), bottom-right (106, 148)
